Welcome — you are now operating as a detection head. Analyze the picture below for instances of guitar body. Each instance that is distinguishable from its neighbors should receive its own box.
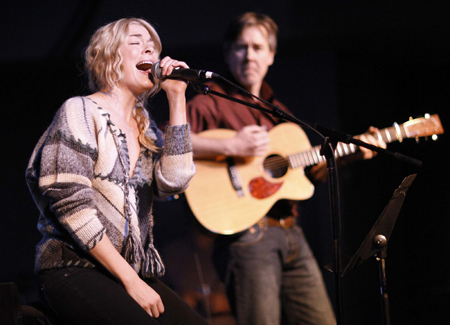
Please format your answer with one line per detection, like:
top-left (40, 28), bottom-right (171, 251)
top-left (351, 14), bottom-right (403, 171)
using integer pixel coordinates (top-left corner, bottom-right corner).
top-left (185, 114), bottom-right (444, 235)
top-left (185, 123), bottom-right (315, 234)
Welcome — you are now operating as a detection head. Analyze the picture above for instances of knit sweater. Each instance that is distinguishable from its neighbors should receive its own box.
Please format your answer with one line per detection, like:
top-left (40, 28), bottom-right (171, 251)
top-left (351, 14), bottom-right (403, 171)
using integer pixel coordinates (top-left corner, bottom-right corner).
top-left (26, 96), bottom-right (195, 277)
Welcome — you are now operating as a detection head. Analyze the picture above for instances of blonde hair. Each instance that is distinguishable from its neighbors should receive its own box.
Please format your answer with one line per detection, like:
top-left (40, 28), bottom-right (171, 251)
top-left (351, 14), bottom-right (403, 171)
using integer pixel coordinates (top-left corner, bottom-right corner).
top-left (85, 18), bottom-right (162, 152)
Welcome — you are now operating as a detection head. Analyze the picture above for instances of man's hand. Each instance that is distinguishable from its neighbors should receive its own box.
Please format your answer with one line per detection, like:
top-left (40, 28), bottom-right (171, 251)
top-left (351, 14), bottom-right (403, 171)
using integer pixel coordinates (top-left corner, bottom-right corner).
top-left (352, 126), bottom-right (387, 160)
top-left (309, 126), bottom-right (387, 183)
top-left (228, 125), bottom-right (270, 157)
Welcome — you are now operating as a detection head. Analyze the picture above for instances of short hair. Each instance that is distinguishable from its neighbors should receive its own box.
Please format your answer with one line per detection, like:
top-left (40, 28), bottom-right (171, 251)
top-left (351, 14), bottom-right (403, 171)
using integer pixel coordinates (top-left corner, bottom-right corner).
top-left (85, 18), bottom-right (162, 99)
top-left (223, 12), bottom-right (278, 56)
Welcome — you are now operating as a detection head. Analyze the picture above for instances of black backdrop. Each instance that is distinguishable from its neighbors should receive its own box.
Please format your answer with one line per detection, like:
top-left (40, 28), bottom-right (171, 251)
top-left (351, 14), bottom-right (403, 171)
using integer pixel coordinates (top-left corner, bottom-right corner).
top-left (1, 1), bottom-right (449, 324)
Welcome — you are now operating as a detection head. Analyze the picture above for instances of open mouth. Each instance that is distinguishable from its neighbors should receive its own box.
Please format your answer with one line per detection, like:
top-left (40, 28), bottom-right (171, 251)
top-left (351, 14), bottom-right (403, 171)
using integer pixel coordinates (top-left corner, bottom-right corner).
top-left (136, 61), bottom-right (153, 71)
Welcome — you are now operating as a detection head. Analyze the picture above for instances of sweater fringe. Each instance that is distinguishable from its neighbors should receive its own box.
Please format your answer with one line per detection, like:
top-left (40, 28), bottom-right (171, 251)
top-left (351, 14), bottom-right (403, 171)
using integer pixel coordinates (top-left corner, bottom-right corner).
top-left (123, 228), bottom-right (144, 268)
top-left (141, 243), bottom-right (165, 278)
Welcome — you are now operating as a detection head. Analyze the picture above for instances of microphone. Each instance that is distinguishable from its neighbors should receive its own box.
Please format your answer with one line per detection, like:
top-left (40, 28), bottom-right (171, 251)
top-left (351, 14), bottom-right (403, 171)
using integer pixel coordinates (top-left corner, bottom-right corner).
top-left (151, 61), bottom-right (218, 81)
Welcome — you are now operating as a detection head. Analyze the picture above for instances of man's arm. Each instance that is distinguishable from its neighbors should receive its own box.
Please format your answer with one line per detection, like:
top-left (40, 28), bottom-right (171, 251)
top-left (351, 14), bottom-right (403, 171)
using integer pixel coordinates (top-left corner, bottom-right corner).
top-left (191, 125), bottom-right (270, 157)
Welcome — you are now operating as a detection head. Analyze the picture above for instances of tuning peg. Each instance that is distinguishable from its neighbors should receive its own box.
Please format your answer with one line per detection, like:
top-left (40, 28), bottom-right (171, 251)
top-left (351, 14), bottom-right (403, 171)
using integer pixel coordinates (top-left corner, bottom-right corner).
top-left (424, 113), bottom-right (438, 141)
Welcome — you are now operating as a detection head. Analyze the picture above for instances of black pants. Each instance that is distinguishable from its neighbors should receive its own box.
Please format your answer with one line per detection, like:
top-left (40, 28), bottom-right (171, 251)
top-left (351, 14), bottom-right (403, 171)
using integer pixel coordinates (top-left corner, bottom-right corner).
top-left (38, 267), bottom-right (208, 325)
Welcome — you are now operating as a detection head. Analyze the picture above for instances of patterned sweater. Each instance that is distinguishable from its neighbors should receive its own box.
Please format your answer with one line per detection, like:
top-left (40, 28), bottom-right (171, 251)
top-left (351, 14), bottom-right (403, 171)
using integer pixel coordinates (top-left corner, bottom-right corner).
top-left (26, 96), bottom-right (195, 277)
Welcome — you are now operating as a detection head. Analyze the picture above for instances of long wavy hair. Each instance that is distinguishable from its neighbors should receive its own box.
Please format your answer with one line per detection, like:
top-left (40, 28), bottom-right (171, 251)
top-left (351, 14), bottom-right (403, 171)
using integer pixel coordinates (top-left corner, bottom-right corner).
top-left (85, 18), bottom-right (162, 152)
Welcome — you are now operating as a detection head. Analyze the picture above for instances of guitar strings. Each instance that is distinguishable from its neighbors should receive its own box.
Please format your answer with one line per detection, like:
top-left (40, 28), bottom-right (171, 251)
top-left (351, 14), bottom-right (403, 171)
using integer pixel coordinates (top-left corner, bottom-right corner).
top-left (263, 156), bottom-right (288, 169)
top-left (263, 154), bottom-right (309, 168)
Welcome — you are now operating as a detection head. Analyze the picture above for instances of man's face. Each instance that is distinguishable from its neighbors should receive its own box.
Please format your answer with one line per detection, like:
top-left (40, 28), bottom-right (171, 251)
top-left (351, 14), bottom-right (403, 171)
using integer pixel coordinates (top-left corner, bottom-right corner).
top-left (226, 26), bottom-right (275, 93)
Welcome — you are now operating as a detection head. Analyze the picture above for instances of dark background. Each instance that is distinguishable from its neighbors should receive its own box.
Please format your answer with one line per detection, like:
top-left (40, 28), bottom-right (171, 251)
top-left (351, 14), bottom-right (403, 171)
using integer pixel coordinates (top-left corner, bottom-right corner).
top-left (1, 1), bottom-right (449, 324)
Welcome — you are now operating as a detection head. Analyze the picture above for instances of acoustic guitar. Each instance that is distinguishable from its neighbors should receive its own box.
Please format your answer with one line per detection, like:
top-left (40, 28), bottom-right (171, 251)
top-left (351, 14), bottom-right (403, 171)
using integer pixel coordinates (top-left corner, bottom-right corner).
top-left (185, 114), bottom-right (444, 235)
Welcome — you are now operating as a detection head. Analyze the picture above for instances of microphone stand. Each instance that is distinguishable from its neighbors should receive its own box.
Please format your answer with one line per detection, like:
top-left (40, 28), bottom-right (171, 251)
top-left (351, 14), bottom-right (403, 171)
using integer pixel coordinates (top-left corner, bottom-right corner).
top-left (190, 80), bottom-right (422, 325)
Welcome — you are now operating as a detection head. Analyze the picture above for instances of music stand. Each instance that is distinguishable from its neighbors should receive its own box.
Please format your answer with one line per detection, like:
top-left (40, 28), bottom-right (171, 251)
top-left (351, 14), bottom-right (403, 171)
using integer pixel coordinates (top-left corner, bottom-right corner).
top-left (342, 173), bottom-right (417, 325)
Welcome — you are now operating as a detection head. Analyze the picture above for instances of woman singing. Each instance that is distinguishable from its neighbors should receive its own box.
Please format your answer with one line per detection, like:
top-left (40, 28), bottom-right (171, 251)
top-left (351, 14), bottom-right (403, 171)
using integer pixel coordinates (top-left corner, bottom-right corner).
top-left (26, 18), bottom-right (207, 325)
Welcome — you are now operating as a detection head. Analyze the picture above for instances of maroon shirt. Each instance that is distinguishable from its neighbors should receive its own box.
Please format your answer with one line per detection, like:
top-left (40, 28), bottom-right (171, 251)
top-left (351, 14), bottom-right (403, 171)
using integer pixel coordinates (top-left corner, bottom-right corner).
top-left (187, 79), bottom-right (299, 219)
top-left (188, 79), bottom-right (290, 133)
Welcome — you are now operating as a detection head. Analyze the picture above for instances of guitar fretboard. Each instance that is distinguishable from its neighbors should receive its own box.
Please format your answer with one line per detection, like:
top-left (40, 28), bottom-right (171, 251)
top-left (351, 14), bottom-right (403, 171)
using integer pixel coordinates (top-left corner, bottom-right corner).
top-left (288, 125), bottom-right (405, 169)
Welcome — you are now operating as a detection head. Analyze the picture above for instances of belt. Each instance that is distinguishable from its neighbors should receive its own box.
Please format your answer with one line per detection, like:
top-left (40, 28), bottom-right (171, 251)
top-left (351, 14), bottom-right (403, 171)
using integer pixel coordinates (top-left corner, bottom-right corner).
top-left (259, 216), bottom-right (296, 229)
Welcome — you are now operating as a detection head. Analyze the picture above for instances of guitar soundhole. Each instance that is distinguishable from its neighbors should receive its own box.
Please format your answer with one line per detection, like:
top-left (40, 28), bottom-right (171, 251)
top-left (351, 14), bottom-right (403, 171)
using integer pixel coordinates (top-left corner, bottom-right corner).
top-left (263, 154), bottom-right (288, 179)
top-left (248, 155), bottom-right (287, 200)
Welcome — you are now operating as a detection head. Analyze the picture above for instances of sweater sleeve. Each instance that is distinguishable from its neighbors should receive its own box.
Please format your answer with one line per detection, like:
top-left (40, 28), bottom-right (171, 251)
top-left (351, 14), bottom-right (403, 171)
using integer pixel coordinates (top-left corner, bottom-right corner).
top-left (35, 97), bottom-right (106, 251)
top-left (153, 123), bottom-right (196, 198)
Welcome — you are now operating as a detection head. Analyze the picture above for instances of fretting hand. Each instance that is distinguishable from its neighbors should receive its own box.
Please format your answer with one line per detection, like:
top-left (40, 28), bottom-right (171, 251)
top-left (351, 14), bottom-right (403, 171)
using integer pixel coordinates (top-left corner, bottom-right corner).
top-left (309, 126), bottom-right (387, 183)
top-left (352, 126), bottom-right (387, 160)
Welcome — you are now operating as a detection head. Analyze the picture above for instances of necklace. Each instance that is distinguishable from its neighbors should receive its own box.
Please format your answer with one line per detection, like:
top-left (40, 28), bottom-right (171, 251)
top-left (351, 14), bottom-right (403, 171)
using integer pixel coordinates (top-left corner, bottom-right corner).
top-left (102, 94), bottom-right (135, 133)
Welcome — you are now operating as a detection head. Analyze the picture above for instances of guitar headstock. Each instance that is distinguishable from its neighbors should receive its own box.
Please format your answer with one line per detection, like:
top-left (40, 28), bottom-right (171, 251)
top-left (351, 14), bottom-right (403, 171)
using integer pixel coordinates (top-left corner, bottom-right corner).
top-left (402, 114), bottom-right (444, 141)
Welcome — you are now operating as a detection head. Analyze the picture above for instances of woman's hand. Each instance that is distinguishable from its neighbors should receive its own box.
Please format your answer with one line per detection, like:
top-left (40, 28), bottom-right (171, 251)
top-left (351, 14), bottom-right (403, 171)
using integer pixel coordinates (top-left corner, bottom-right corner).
top-left (122, 276), bottom-right (165, 318)
top-left (156, 56), bottom-right (189, 125)
top-left (158, 56), bottom-right (189, 95)
top-left (89, 236), bottom-right (165, 318)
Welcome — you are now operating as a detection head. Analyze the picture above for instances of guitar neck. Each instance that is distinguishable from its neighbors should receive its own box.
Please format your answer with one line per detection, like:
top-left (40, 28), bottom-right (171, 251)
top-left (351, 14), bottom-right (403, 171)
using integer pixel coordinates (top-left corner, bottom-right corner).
top-left (288, 124), bottom-right (405, 169)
